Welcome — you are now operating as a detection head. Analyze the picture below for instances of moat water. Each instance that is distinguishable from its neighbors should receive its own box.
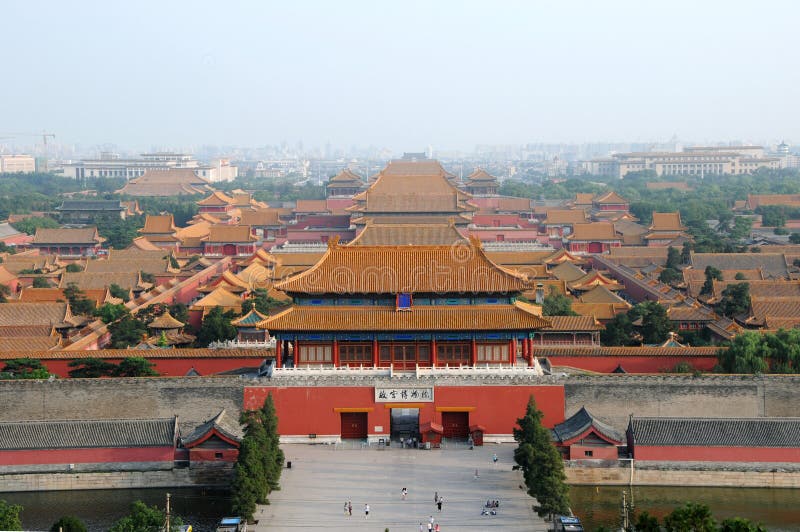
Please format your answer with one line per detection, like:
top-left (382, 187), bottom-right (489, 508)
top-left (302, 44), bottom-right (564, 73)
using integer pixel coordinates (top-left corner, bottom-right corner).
top-left (4, 485), bottom-right (800, 531)
top-left (571, 485), bottom-right (800, 531)
top-left (2, 488), bottom-right (231, 532)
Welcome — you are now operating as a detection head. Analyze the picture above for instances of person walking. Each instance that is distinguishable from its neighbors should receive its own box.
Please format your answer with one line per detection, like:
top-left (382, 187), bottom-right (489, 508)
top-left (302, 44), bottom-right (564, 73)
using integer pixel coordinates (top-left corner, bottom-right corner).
top-left (401, 487), bottom-right (408, 500)
top-left (492, 452), bottom-right (498, 464)
top-left (437, 496), bottom-right (443, 512)
top-left (434, 491), bottom-right (439, 504)
top-left (348, 500), bottom-right (352, 516)
top-left (419, 523), bottom-right (425, 532)
top-left (343, 501), bottom-right (348, 516)
top-left (427, 521), bottom-right (433, 532)
top-left (364, 503), bottom-right (369, 519)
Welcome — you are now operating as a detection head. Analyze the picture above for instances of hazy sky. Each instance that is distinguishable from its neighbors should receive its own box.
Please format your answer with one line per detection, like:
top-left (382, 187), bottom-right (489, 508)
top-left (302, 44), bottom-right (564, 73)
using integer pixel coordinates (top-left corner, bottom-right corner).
top-left (3, 1), bottom-right (798, 151)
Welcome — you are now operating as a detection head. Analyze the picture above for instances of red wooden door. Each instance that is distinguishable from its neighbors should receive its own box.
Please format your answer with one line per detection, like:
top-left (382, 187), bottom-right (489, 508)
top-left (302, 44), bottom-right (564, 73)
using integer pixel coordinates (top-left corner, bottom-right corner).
top-left (341, 412), bottom-right (368, 439)
top-left (442, 412), bottom-right (469, 439)
top-left (587, 242), bottom-right (603, 253)
top-left (222, 244), bottom-right (237, 256)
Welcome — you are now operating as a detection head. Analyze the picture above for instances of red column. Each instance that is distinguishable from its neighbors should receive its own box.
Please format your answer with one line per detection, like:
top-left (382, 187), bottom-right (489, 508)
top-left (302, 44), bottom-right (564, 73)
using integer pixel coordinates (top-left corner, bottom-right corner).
top-left (372, 339), bottom-right (379, 368)
top-left (430, 339), bottom-right (437, 368)
top-left (470, 339), bottom-right (477, 366)
top-left (333, 339), bottom-right (340, 367)
top-left (522, 337), bottom-right (529, 362)
top-left (528, 338), bottom-right (534, 367)
top-left (509, 339), bottom-right (516, 366)
top-left (294, 337), bottom-right (300, 365)
top-left (275, 339), bottom-right (282, 369)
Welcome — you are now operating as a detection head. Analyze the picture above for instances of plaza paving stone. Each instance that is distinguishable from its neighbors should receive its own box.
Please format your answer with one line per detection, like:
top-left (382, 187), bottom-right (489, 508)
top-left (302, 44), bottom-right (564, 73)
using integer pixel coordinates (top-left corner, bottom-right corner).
top-left (254, 442), bottom-right (549, 531)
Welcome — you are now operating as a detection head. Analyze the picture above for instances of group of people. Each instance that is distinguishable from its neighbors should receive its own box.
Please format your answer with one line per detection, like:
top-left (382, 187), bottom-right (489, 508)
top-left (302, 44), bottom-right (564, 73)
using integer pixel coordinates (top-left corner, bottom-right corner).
top-left (420, 513), bottom-right (441, 531)
top-left (481, 499), bottom-right (500, 516)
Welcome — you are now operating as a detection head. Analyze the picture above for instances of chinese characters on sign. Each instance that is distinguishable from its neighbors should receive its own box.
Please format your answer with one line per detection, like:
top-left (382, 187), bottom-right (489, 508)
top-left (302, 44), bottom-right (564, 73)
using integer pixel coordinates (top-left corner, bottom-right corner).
top-left (374, 387), bottom-right (434, 402)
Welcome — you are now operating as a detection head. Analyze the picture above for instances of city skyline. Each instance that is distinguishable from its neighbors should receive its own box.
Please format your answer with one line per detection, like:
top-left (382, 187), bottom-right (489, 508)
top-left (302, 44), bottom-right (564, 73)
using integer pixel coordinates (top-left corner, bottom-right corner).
top-left (3, 0), bottom-right (799, 151)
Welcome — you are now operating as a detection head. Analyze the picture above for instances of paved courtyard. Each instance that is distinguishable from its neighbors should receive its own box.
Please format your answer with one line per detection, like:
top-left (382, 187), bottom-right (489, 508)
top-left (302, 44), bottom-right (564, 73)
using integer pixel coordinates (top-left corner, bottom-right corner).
top-left (254, 442), bottom-right (548, 531)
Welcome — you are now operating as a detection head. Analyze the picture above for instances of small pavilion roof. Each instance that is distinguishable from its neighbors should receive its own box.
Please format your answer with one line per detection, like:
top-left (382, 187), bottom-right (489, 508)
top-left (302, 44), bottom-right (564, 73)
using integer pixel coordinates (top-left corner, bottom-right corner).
top-left (231, 308), bottom-right (269, 327)
top-left (181, 409), bottom-right (243, 448)
top-left (463, 168), bottom-right (498, 185)
top-left (197, 191), bottom-right (235, 206)
top-left (568, 270), bottom-right (622, 291)
top-left (148, 311), bottom-right (185, 330)
top-left (593, 191), bottom-right (628, 205)
top-left (552, 407), bottom-right (623, 445)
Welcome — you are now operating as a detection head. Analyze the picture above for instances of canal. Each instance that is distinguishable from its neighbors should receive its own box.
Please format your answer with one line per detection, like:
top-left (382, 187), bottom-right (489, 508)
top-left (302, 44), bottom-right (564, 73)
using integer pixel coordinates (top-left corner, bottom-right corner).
top-left (571, 485), bottom-right (800, 531)
top-left (2, 488), bottom-right (232, 532)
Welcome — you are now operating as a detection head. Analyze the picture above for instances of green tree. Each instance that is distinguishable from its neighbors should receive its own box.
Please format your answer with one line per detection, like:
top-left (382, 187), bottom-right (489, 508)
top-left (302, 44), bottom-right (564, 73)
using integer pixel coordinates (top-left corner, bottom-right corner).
top-left (67, 358), bottom-right (117, 378)
top-left (513, 396), bottom-right (570, 519)
top-left (630, 301), bottom-right (671, 344)
top-left (758, 205), bottom-right (787, 227)
top-left (65, 263), bottom-right (84, 273)
top-left (634, 511), bottom-right (661, 532)
top-left (0, 499), bottom-right (23, 530)
top-left (94, 303), bottom-right (129, 324)
top-left (62, 282), bottom-right (96, 316)
top-left (0, 284), bottom-right (9, 303)
top-left (717, 332), bottom-right (769, 374)
top-left (241, 290), bottom-right (289, 315)
top-left (260, 393), bottom-right (285, 492)
top-left (195, 306), bottom-right (237, 347)
top-left (719, 517), bottom-right (768, 532)
top-left (107, 314), bottom-right (148, 348)
top-left (11, 216), bottom-right (59, 235)
top-left (231, 394), bottom-right (284, 521)
top-left (114, 357), bottom-right (159, 377)
top-left (98, 217), bottom-right (144, 250)
top-left (681, 241), bottom-right (693, 264)
top-left (109, 500), bottom-right (182, 532)
top-left (600, 313), bottom-right (634, 346)
top-left (108, 283), bottom-right (130, 302)
top-left (700, 266), bottom-right (723, 296)
top-left (716, 282), bottom-right (750, 319)
top-left (790, 233), bottom-right (800, 244)
top-left (666, 246), bottom-right (680, 270)
top-left (663, 502), bottom-right (717, 532)
top-left (50, 515), bottom-right (87, 532)
top-left (0, 358), bottom-right (51, 380)
top-left (541, 288), bottom-right (578, 316)
top-left (32, 277), bottom-right (51, 288)
top-left (659, 267), bottom-right (682, 285)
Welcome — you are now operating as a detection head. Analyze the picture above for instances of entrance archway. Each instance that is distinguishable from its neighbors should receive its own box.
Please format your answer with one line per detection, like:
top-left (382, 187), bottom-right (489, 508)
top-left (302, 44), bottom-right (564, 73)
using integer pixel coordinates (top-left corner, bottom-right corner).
top-left (390, 408), bottom-right (420, 441)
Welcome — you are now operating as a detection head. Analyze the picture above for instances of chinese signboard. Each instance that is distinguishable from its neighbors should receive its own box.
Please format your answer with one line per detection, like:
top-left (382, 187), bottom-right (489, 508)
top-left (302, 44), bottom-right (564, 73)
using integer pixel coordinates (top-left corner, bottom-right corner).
top-left (374, 387), bottom-right (434, 402)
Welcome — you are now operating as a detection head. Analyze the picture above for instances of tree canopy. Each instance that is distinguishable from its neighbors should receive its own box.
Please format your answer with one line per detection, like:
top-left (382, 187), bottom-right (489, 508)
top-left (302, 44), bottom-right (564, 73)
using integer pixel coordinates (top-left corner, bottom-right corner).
top-left (195, 306), bottom-right (237, 347)
top-left (109, 500), bottom-right (182, 532)
top-left (231, 393), bottom-right (284, 521)
top-left (0, 499), bottom-right (23, 530)
top-left (50, 515), bottom-right (87, 532)
top-left (513, 396), bottom-right (570, 518)
top-left (0, 358), bottom-right (51, 380)
top-left (541, 288), bottom-right (578, 316)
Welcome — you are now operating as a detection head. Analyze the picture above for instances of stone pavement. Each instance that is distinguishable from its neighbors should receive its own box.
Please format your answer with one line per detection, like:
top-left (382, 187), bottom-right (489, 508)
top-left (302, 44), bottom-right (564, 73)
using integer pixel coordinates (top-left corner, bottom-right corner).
top-left (254, 442), bottom-right (549, 531)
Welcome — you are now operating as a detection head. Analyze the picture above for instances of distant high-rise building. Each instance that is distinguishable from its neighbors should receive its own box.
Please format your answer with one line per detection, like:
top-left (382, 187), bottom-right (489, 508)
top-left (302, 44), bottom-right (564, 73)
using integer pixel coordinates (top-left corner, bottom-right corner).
top-left (61, 152), bottom-right (237, 181)
top-left (0, 154), bottom-right (36, 174)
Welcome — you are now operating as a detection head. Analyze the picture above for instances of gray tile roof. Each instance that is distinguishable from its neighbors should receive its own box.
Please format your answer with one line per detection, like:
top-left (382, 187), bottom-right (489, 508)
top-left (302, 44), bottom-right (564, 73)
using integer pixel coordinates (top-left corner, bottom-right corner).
top-left (690, 252), bottom-right (789, 279)
top-left (628, 417), bottom-right (800, 448)
top-left (552, 407), bottom-right (623, 444)
top-left (0, 417), bottom-right (177, 450)
top-left (0, 222), bottom-right (23, 239)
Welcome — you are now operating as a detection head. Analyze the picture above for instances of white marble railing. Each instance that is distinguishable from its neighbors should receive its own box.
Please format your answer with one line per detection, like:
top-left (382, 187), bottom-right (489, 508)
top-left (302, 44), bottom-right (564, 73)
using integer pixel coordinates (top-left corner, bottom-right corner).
top-left (208, 338), bottom-right (276, 349)
top-left (270, 361), bottom-right (543, 378)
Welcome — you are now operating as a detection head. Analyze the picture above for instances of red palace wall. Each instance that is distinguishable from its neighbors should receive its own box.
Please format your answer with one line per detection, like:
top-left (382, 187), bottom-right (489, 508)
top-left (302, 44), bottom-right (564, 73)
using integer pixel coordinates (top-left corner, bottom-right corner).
top-left (569, 443), bottom-right (618, 461)
top-left (189, 448), bottom-right (239, 462)
top-left (0, 446), bottom-right (174, 466)
top-left (244, 385), bottom-right (565, 438)
top-left (547, 356), bottom-right (718, 373)
top-left (633, 445), bottom-right (800, 463)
